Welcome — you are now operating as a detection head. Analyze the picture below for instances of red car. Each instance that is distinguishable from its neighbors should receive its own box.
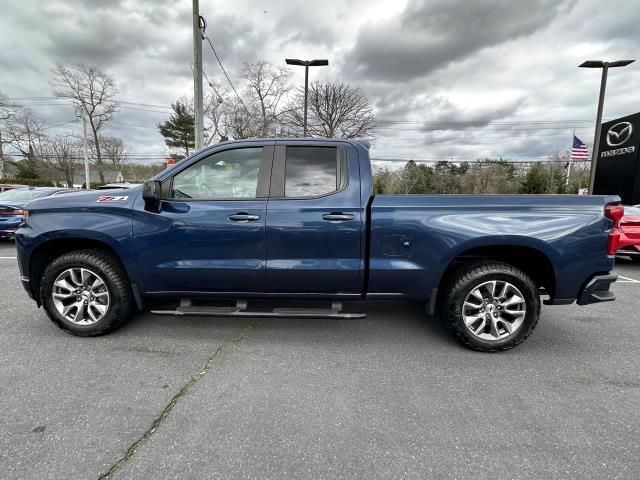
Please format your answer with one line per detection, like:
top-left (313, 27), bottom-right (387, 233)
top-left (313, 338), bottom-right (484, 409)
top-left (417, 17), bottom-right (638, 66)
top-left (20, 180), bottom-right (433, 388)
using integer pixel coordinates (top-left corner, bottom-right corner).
top-left (616, 205), bottom-right (640, 262)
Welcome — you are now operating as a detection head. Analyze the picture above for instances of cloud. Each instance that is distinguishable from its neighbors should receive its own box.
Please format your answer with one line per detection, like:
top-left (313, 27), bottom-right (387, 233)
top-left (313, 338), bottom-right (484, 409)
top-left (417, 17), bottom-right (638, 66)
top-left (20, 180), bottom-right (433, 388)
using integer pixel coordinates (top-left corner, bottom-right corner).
top-left (1, 0), bottom-right (639, 167)
top-left (346, 0), bottom-right (576, 82)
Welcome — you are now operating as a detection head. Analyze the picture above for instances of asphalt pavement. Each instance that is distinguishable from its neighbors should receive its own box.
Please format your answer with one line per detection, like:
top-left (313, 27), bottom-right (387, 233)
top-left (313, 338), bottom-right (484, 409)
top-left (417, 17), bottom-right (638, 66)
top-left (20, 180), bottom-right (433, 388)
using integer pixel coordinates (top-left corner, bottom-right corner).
top-left (1, 240), bottom-right (640, 479)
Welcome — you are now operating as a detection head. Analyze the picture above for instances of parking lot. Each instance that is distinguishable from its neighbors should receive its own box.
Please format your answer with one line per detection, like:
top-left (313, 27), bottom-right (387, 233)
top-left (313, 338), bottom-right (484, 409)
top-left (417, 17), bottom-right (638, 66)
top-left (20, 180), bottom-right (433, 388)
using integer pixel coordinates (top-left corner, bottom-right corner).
top-left (1, 241), bottom-right (639, 479)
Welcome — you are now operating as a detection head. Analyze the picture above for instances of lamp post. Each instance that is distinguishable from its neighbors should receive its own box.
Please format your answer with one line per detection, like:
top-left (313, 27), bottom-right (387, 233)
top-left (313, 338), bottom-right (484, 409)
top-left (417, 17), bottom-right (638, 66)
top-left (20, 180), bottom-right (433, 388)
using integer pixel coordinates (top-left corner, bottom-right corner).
top-left (579, 59), bottom-right (635, 193)
top-left (285, 59), bottom-right (329, 136)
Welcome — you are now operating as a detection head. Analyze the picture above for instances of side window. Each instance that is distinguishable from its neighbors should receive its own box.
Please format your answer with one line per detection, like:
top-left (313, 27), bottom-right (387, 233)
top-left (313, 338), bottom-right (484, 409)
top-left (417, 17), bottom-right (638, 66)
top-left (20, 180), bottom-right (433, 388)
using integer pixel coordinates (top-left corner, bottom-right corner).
top-left (284, 146), bottom-right (341, 198)
top-left (171, 147), bottom-right (262, 200)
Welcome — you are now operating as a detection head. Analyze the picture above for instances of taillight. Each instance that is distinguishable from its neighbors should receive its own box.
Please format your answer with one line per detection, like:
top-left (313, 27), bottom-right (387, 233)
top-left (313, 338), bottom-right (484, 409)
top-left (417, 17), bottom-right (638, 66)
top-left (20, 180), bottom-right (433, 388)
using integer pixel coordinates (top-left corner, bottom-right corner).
top-left (605, 204), bottom-right (624, 255)
top-left (0, 209), bottom-right (24, 215)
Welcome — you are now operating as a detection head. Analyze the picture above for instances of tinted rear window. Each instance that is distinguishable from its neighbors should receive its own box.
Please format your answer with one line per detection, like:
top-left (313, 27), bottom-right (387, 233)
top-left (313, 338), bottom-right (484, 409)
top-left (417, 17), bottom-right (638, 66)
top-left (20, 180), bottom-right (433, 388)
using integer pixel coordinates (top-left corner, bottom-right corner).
top-left (285, 147), bottom-right (338, 198)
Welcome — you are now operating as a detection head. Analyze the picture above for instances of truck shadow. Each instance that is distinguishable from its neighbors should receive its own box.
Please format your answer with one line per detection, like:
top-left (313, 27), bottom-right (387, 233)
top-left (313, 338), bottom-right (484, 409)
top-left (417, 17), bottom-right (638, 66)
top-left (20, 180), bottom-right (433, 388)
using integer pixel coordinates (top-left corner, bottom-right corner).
top-left (119, 300), bottom-right (460, 350)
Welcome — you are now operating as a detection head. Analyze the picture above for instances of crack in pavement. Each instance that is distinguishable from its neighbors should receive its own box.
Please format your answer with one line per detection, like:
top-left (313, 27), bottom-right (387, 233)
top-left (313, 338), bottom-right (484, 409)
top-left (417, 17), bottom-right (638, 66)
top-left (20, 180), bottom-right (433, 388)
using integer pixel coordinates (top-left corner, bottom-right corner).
top-left (97, 324), bottom-right (254, 479)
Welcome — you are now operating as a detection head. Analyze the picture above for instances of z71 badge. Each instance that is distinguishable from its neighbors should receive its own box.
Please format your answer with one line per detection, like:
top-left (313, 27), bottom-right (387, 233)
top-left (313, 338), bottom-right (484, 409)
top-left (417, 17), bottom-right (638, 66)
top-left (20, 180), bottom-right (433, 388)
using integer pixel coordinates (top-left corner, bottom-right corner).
top-left (97, 195), bottom-right (129, 203)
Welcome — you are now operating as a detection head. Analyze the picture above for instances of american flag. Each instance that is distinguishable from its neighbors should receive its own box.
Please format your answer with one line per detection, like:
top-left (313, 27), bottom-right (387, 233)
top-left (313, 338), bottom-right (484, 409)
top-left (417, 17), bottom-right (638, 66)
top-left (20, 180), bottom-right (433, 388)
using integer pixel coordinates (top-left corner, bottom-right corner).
top-left (571, 135), bottom-right (589, 161)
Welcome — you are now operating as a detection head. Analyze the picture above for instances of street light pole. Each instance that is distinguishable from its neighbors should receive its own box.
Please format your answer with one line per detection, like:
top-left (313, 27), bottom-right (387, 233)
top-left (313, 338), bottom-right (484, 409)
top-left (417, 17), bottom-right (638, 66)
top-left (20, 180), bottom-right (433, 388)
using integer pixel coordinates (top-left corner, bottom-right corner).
top-left (579, 59), bottom-right (635, 193)
top-left (589, 65), bottom-right (608, 194)
top-left (285, 59), bottom-right (329, 136)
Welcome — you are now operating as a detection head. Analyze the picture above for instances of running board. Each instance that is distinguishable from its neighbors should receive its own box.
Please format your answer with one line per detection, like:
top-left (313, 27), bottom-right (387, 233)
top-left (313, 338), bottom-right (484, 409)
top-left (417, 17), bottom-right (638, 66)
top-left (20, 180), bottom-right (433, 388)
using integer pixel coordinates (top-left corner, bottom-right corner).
top-left (150, 300), bottom-right (366, 319)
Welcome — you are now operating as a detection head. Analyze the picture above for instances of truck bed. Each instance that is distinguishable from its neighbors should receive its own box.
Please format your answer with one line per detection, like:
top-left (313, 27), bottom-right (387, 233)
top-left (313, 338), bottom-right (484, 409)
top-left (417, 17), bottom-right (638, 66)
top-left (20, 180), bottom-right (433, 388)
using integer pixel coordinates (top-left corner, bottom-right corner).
top-left (368, 194), bottom-right (618, 302)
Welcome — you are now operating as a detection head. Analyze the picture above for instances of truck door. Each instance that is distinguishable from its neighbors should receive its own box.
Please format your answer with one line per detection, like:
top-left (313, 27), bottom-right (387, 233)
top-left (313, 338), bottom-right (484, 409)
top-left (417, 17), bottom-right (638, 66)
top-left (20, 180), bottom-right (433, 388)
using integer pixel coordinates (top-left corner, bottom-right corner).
top-left (265, 143), bottom-right (364, 293)
top-left (133, 144), bottom-right (273, 293)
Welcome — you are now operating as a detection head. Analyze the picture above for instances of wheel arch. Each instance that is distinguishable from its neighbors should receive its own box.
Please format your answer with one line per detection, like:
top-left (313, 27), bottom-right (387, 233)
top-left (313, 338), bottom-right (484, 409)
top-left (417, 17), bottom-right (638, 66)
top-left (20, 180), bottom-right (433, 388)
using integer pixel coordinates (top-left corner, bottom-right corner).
top-left (29, 236), bottom-right (132, 303)
top-left (437, 243), bottom-right (557, 300)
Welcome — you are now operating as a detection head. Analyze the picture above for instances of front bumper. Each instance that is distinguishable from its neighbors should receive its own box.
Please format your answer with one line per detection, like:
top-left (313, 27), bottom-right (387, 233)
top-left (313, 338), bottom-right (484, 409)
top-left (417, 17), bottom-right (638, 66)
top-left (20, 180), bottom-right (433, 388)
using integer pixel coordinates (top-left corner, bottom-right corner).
top-left (20, 276), bottom-right (35, 300)
top-left (577, 274), bottom-right (617, 305)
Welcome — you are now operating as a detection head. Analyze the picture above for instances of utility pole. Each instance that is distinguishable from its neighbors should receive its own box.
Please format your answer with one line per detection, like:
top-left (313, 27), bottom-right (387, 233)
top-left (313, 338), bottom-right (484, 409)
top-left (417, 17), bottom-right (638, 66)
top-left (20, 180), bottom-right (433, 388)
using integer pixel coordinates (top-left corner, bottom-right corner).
top-left (192, 0), bottom-right (204, 150)
top-left (79, 110), bottom-right (90, 189)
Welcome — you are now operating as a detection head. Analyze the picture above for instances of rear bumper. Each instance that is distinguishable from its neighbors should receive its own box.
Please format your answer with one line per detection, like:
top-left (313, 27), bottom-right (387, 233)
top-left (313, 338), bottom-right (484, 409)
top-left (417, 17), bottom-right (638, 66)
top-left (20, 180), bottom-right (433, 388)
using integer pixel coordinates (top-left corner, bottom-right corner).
top-left (0, 229), bottom-right (19, 238)
top-left (0, 219), bottom-right (22, 238)
top-left (617, 245), bottom-right (640, 256)
top-left (576, 274), bottom-right (617, 305)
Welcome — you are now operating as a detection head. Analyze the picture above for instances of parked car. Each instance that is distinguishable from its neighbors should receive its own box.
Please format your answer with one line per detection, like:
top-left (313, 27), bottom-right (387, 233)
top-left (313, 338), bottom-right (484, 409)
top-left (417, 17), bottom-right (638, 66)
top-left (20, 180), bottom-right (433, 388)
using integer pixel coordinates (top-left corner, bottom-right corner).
top-left (0, 187), bottom-right (74, 239)
top-left (96, 183), bottom-right (141, 190)
top-left (15, 139), bottom-right (621, 351)
top-left (616, 205), bottom-right (640, 262)
top-left (0, 183), bottom-right (23, 192)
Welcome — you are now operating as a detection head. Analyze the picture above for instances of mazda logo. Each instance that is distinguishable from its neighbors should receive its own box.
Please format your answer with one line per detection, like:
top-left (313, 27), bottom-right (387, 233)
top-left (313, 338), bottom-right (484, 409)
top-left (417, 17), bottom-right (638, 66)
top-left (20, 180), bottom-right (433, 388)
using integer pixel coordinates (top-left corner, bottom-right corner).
top-left (606, 121), bottom-right (633, 147)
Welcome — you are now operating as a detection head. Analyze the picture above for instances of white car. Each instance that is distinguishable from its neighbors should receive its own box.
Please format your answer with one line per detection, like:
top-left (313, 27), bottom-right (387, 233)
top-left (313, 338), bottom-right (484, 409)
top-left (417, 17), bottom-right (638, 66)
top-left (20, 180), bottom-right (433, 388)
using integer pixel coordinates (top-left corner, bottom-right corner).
top-left (96, 183), bottom-right (142, 190)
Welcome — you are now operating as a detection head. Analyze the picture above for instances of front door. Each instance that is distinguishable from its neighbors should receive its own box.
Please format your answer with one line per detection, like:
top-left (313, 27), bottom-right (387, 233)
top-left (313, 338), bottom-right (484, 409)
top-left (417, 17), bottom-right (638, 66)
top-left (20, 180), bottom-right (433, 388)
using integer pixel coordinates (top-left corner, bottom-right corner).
top-left (265, 143), bottom-right (364, 293)
top-left (134, 144), bottom-right (273, 293)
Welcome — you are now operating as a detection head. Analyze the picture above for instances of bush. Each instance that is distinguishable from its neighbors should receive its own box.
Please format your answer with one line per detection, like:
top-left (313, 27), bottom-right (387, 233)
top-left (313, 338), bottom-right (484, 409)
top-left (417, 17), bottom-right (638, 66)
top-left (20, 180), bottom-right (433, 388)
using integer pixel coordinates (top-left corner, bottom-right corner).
top-left (0, 177), bottom-right (55, 187)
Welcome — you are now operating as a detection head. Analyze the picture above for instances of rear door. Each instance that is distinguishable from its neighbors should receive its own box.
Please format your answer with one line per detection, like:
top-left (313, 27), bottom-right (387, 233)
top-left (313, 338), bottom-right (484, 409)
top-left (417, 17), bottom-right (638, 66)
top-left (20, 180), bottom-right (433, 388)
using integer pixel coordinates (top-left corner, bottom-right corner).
top-left (265, 142), bottom-right (364, 293)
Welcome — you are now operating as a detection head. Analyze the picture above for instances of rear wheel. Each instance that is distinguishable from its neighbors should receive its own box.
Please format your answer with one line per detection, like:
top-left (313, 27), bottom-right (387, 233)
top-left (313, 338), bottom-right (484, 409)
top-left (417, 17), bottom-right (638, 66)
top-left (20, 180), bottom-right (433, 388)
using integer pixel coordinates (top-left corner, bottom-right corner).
top-left (440, 261), bottom-right (540, 352)
top-left (40, 249), bottom-right (134, 336)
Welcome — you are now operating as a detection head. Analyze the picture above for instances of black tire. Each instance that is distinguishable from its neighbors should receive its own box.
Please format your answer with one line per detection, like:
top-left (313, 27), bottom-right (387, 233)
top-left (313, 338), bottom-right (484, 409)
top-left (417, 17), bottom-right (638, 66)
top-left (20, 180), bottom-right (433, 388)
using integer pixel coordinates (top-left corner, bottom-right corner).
top-left (440, 261), bottom-right (540, 352)
top-left (40, 249), bottom-right (134, 336)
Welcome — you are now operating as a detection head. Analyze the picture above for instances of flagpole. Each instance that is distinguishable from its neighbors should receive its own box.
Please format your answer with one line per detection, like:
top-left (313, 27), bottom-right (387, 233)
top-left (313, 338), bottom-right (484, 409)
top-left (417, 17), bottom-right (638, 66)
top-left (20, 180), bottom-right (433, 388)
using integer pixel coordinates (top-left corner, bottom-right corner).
top-left (566, 130), bottom-right (574, 187)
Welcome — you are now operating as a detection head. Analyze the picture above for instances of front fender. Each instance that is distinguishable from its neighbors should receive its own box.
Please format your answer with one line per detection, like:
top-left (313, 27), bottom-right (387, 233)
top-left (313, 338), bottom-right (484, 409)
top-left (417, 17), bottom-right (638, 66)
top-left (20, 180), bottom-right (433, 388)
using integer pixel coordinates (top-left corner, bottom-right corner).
top-left (16, 208), bottom-right (140, 291)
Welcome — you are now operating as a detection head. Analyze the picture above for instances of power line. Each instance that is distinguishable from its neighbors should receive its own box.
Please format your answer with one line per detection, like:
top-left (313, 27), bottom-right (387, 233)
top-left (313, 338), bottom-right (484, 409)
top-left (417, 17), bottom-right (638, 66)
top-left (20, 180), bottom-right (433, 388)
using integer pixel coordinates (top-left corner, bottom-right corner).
top-left (199, 16), bottom-right (250, 115)
top-left (41, 119), bottom-right (78, 130)
top-left (374, 118), bottom-right (601, 125)
top-left (8, 96), bottom-right (173, 110)
top-left (370, 158), bottom-right (563, 164)
top-left (373, 125), bottom-right (594, 132)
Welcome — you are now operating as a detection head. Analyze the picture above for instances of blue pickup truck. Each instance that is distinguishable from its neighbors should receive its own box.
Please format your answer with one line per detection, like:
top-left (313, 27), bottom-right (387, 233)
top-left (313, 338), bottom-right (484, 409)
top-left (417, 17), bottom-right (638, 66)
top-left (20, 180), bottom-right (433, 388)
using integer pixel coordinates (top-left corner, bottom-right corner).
top-left (15, 139), bottom-right (623, 351)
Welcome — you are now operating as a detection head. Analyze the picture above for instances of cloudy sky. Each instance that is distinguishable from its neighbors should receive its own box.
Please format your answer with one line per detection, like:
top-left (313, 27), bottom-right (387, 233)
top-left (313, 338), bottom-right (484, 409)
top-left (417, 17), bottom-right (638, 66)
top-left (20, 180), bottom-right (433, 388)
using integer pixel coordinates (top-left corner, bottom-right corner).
top-left (1, 0), bottom-right (639, 168)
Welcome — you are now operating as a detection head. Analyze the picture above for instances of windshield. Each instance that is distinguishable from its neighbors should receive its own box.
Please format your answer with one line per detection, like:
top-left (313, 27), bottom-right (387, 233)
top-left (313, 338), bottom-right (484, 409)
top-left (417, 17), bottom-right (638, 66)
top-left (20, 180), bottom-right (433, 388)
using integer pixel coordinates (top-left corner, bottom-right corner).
top-left (0, 188), bottom-right (52, 202)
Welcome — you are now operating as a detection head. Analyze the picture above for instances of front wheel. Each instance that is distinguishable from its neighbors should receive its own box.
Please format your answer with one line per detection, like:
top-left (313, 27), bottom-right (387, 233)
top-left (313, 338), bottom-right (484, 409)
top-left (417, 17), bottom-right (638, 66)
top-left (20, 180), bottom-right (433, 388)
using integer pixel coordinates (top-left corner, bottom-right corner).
top-left (40, 249), bottom-right (134, 336)
top-left (440, 261), bottom-right (541, 352)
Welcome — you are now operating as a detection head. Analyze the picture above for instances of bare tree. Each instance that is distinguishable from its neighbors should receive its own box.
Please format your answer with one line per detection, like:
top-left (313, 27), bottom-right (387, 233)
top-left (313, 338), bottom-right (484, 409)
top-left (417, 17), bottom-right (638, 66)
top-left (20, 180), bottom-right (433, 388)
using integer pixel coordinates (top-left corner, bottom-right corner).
top-left (286, 81), bottom-right (376, 140)
top-left (2, 108), bottom-right (49, 178)
top-left (100, 136), bottom-right (128, 172)
top-left (52, 63), bottom-right (117, 183)
top-left (41, 136), bottom-right (79, 187)
top-left (3, 108), bottom-right (46, 159)
top-left (0, 91), bottom-right (11, 121)
top-left (204, 91), bottom-right (229, 144)
top-left (0, 91), bottom-right (13, 173)
top-left (242, 61), bottom-right (290, 136)
top-left (223, 97), bottom-right (262, 139)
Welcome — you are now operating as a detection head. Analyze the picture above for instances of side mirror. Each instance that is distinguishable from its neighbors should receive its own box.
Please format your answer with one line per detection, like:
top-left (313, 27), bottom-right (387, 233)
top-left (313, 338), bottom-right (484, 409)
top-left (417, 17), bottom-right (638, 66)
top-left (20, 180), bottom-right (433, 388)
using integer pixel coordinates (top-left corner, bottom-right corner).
top-left (142, 180), bottom-right (162, 213)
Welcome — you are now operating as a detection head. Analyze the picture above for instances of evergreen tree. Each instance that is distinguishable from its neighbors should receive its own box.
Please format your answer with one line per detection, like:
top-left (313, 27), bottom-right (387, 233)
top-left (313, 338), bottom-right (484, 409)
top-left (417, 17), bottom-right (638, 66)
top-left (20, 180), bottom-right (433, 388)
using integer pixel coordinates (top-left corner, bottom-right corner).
top-left (519, 165), bottom-right (549, 194)
top-left (158, 101), bottom-right (195, 158)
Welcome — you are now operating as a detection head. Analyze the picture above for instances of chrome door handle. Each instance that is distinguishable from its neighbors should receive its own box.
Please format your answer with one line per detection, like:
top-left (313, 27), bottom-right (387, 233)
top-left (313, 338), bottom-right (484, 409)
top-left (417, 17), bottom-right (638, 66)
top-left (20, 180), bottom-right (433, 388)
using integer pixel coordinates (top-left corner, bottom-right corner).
top-left (322, 213), bottom-right (355, 221)
top-left (228, 213), bottom-right (260, 222)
